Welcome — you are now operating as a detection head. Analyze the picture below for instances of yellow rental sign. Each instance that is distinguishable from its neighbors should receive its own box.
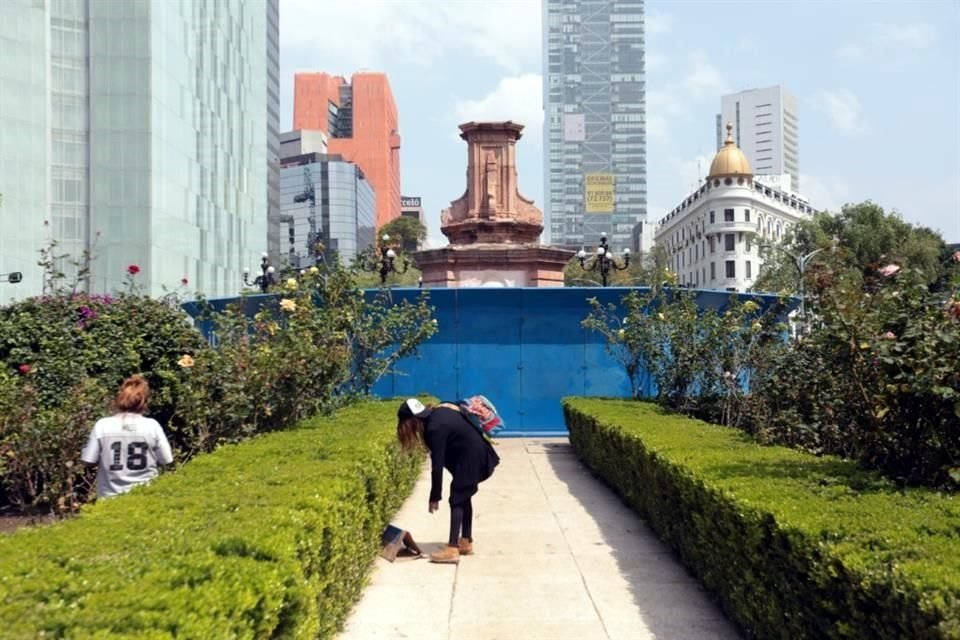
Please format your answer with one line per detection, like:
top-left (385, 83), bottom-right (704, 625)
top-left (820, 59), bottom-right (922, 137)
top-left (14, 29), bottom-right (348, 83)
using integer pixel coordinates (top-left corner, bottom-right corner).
top-left (585, 173), bottom-right (614, 213)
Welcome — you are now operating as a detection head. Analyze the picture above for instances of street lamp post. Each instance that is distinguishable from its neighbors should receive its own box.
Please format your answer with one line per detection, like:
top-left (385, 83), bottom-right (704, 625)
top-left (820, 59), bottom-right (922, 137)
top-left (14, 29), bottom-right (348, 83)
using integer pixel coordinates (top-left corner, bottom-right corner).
top-left (361, 234), bottom-right (409, 286)
top-left (243, 253), bottom-right (276, 293)
top-left (764, 236), bottom-right (839, 336)
top-left (577, 233), bottom-right (630, 287)
top-left (0, 272), bottom-right (22, 284)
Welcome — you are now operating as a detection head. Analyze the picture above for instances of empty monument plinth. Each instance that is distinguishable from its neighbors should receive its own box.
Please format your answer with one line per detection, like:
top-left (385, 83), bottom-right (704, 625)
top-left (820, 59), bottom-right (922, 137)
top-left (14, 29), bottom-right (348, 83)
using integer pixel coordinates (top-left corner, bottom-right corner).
top-left (415, 121), bottom-right (573, 288)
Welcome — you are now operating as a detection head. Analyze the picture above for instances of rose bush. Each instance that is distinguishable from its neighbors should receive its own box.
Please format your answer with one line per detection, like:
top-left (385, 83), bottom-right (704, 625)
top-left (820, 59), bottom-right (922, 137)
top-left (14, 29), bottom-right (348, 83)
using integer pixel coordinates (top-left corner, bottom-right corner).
top-left (0, 257), bottom-right (437, 514)
top-left (585, 249), bottom-right (960, 488)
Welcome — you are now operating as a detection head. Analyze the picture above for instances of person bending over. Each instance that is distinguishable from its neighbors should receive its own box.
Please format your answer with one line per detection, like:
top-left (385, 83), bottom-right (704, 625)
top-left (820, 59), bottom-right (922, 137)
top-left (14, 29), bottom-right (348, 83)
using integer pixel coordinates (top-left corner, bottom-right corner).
top-left (396, 398), bottom-right (500, 564)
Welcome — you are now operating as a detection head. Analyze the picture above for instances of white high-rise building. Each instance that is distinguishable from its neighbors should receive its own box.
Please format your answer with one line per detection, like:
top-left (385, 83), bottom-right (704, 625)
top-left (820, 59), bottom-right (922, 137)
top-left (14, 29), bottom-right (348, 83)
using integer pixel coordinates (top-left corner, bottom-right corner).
top-left (0, 0), bottom-right (275, 301)
top-left (716, 86), bottom-right (799, 192)
top-left (543, 0), bottom-right (647, 252)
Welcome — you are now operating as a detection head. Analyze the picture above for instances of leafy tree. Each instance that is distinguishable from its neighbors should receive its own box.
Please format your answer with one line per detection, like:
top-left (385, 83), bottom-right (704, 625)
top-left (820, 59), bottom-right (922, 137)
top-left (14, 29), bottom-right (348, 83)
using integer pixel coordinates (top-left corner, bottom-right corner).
top-left (379, 216), bottom-right (427, 252)
top-left (753, 201), bottom-right (947, 295)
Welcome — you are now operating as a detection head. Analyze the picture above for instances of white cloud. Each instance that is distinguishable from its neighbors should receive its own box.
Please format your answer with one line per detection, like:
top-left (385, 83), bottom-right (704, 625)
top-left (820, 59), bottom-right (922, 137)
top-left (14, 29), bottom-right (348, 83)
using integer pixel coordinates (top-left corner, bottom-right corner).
top-left (646, 51), bottom-right (666, 72)
top-left (836, 22), bottom-right (936, 64)
top-left (281, 0), bottom-right (541, 74)
top-left (646, 12), bottom-right (672, 35)
top-left (811, 90), bottom-right (869, 135)
top-left (453, 74), bottom-right (544, 147)
top-left (799, 174), bottom-right (852, 212)
top-left (646, 51), bottom-right (728, 141)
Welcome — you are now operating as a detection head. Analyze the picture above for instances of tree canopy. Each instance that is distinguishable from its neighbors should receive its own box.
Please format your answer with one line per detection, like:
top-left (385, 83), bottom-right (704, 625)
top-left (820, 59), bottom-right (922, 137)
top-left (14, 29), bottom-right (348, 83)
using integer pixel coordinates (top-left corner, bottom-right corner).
top-left (751, 201), bottom-right (948, 295)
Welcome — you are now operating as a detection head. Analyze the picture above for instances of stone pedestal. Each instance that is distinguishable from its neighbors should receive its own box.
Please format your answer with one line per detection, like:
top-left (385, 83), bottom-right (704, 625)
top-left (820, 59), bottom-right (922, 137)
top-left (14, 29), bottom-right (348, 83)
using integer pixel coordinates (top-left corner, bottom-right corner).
top-left (417, 121), bottom-right (573, 288)
top-left (416, 244), bottom-right (572, 288)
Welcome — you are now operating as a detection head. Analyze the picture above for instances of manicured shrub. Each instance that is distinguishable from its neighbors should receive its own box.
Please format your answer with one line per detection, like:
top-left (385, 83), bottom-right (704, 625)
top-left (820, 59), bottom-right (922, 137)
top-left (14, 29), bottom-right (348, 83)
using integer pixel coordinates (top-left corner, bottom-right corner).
top-left (564, 398), bottom-right (960, 639)
top-left (0, 400), bottom-right (420, 639)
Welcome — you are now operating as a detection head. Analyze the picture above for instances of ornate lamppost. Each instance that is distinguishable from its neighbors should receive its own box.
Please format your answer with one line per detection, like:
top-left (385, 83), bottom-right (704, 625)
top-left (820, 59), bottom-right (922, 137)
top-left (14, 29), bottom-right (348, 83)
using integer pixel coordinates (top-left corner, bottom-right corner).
top-left (242, 253), bottom-right (276, 293)
top-left (0, 271), bottom-right (22, 284)
top-left (577, 233), bottom-right (630, 287)
top-left (761, 235), bottom-right (839, 337)
top-left (361, 234), bottom-right (409, 286)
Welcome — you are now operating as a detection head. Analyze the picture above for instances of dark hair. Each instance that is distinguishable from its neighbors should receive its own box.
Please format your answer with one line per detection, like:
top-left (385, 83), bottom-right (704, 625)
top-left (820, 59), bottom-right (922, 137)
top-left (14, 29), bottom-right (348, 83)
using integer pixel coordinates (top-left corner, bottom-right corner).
top-left (396, 416), bottom-right (425, 453)
top-left (113, 374), bottom-right (149, 414)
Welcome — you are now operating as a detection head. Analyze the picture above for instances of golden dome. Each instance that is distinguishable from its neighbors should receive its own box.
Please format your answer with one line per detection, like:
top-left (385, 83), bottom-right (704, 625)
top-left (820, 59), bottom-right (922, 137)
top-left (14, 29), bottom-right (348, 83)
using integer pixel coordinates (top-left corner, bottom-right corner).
top-left (708, 123), bottom-right (752, 179)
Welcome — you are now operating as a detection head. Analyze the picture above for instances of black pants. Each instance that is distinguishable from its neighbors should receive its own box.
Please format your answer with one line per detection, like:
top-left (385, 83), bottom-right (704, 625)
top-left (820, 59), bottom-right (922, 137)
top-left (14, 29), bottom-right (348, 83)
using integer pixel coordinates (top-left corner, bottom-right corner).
top-left (448, 497), bottom-right (473, 546)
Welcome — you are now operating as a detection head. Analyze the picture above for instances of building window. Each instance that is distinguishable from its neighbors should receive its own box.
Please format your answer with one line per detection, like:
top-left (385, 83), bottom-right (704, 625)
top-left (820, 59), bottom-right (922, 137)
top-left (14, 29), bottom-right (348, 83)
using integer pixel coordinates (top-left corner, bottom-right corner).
top-left (725, 233), bottom-right (735, 251)
top-left (746, 260), bottom-right (752, 278)
top-left (710, 262), bottom-right (716, 279)
top-left (746, 236), bottom-right (752, 252)
top-left (709, 211), bottom-right (715, 224)
top-left (724, 208), bottom-right (734, 222)
top-left (726, 260), bottom-right (736, 278)
top-left (744, 209), bottom-right (751, 222)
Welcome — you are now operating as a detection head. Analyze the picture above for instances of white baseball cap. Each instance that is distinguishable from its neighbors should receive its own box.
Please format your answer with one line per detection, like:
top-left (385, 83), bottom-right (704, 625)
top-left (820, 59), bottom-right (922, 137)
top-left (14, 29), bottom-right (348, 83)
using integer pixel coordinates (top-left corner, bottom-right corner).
top-left (397, 398), bottom-right (432, 420)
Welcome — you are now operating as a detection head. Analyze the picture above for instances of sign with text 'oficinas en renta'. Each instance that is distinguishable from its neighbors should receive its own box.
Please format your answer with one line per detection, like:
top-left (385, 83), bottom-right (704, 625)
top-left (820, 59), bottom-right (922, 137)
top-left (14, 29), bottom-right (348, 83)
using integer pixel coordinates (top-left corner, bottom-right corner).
top-left (584, 173), bottom-right (614, 213)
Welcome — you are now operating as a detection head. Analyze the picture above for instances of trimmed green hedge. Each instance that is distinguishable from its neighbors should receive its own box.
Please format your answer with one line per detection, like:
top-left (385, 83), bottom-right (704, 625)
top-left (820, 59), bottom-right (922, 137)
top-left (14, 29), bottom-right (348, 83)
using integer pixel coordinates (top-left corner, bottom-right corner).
top-left (564, 398), bottom-right (960, 640)
top-left (0, 400), bottom-right (420, 639)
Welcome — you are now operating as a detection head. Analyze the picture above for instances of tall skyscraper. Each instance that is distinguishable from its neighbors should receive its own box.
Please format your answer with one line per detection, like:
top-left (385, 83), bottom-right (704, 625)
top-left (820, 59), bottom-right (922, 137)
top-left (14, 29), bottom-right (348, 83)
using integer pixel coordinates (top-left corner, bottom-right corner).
top-left (293, 72), bottom-right (401, 229)
top-left (543, 0), bottom-right (647, 251)
top-left (0, 0), bottom-right (272, 300)
top-left (716, 86), bottom-right (799, 192)
top-left (266, 0), bottom-right (281, 267)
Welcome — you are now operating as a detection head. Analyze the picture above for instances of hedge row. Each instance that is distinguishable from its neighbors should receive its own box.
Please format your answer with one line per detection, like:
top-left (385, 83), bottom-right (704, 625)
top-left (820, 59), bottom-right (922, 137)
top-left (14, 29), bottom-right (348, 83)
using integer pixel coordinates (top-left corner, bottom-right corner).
top-left (0, 400), bottom-right (420, 639)
top-left (563, 398), bottom-right (960, 640)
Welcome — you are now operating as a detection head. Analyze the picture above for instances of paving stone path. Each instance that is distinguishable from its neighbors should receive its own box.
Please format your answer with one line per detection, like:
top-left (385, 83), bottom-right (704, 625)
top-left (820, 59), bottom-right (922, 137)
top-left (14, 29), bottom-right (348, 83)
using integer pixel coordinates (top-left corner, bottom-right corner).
top-left (339, 438), bottom-right (742, 640)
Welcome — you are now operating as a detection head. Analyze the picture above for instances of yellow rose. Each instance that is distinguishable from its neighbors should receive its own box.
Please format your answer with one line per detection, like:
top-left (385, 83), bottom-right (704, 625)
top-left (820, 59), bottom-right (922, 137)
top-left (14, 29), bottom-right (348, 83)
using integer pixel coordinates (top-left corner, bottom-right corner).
top-left (280, 298), bottom-right (297, 313)
top-left (308, 266), bottom-right (319, 274)
top-left (177, 354), bottom-right (195, 368)
top-left (285, 278), bottom-right (298, 290)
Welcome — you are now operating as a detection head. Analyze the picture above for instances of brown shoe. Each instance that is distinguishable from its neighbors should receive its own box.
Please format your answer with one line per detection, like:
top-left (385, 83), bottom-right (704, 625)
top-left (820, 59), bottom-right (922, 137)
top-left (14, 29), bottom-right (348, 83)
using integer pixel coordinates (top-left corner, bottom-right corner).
top-left (430, 544), bottom-right (460, 564)
top-left (458, 537), bottom-right (474, 555)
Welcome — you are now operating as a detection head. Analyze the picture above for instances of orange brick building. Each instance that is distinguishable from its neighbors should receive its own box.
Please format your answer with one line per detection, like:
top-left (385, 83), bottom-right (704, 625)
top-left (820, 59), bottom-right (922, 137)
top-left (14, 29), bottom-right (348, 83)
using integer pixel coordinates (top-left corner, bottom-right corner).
top-left (293, 72), bottom-right (401, 228)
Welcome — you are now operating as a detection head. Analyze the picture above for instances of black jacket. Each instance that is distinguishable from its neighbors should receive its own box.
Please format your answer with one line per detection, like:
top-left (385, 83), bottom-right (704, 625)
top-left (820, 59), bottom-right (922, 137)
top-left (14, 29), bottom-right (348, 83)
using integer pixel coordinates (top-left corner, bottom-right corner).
top-left (423, 406), bottom-right (500, 504)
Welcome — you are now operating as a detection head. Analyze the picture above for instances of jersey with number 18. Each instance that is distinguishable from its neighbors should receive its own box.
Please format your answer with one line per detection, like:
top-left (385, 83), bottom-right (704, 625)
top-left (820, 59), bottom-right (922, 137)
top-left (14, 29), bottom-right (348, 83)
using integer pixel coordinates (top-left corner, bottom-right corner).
top-left (81, 414), bottom-right (174, 498)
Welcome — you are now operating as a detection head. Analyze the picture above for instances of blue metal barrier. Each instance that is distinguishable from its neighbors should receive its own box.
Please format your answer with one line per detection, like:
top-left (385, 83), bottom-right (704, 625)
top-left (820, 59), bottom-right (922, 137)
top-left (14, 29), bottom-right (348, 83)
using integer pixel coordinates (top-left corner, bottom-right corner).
top-left (186, 287), bottom-right (794, 437)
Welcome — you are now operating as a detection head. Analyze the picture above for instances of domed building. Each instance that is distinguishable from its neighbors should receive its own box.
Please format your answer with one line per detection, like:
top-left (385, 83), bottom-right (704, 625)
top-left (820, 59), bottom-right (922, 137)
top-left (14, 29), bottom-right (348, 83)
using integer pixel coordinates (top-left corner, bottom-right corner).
top-left (654, 124), bottom-right (815, 291)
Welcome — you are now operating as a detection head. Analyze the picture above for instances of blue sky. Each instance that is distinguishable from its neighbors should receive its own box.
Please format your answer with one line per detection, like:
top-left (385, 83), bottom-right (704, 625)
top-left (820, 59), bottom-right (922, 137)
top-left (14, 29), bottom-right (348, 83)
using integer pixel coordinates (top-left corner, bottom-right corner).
top-left (280, 0), bottom-right (960, 246)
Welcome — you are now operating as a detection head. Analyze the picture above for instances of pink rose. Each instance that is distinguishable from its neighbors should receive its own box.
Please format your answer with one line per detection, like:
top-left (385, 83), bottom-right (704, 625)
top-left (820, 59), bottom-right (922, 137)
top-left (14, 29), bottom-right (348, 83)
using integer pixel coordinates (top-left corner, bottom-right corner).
top-left (127, 264), bottom-right (140, 275)
top-left (882, 331), bottom-right (896, 340)
top-left (18, 364), bottom-right (31, 374)
top-left (878, 264), bottom-right (900, 277)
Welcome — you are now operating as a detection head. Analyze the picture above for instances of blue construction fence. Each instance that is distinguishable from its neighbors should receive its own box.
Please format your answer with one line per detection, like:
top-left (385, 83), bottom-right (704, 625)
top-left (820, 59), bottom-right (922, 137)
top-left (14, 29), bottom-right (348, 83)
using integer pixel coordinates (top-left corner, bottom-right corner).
top-left (186, 287), bottom-right (794, 437)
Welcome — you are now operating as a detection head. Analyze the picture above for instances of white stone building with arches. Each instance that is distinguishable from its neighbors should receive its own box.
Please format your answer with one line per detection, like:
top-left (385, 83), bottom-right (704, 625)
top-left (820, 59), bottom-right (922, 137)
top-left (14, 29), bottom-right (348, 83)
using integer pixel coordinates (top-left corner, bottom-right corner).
top-left (655, 124), bottom-right (815, 292)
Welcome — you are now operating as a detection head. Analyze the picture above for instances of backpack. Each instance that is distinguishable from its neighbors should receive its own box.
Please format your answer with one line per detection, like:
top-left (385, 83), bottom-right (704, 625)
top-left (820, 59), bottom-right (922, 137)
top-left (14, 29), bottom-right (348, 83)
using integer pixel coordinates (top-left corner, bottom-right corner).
top-left (456, 395), bottom-right (505, 440)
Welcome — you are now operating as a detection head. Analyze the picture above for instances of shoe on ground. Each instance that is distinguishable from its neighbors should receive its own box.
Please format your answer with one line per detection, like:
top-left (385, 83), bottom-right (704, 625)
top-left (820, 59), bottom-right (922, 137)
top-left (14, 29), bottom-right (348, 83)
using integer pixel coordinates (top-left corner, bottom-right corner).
top-left (458, 537), bottom-right (474, 555)
top-left (430, 544), bottom-right (460, 564)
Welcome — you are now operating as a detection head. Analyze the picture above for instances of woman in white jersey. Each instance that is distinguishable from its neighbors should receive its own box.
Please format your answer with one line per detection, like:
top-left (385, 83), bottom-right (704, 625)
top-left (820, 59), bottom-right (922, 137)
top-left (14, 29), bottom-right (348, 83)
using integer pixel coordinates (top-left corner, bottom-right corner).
top-left (81, 375), bottom-right (174, 498)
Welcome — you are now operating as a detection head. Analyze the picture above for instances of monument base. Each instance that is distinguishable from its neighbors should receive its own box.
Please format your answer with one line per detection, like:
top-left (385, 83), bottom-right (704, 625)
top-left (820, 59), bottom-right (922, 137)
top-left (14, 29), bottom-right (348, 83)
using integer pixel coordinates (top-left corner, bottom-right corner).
top-left (416, 244), bottom-right (574, 288)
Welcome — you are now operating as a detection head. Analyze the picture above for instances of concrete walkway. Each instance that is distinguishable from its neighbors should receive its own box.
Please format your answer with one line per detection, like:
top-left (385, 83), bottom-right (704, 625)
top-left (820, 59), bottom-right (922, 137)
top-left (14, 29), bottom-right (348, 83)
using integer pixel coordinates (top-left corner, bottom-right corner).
top-left (339, 439), bottom-right (741, 640)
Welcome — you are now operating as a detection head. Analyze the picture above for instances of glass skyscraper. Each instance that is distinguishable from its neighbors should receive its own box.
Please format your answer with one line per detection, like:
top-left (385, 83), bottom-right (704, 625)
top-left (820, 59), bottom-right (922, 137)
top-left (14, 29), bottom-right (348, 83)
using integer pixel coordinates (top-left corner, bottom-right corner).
top-left (279, 153), bottom-right (375, 268)
top-left (543, 0), bottom-right (646, 252)
top-left (0, 0), bottom-right (273, 300)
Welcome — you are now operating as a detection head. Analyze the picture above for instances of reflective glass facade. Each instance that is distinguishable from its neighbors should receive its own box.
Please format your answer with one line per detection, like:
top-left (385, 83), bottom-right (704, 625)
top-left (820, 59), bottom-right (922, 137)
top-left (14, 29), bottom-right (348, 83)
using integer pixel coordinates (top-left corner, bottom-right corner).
top-left (0, 0), bottom-right (270, 300)
top-left (279, 155), bottom-right (375, 268)
top-left (543, 0), bottom-right (647, 251)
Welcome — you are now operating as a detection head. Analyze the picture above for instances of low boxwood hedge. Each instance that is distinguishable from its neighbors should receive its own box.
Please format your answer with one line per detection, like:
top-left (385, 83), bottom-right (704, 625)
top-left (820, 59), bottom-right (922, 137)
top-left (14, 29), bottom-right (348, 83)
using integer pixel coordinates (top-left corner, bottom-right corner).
top-left (564, 398), bottom-right (960, 640)
top-left (0, 400), bottom-right (419, 639)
